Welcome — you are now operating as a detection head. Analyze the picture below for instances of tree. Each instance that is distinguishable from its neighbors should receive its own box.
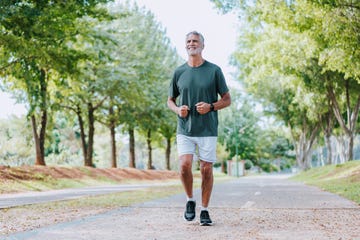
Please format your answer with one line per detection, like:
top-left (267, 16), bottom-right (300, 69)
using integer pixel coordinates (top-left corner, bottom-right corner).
top-left (0, 0), bottom-right (111, 166)
top-left (257, 0), bottom-right (360, 162)
top-left (159, 118), bottom-right (177, 170)
top-left (212, 0), bottom-right (359, 167)
top-left (218, 90), bottom-right (260, 165)
top-left (108, 2), bottom-right (181, 169)
top-left (228, 21), bottom-right (322, 169)
top-left (55, 13), bottom-right (121, 167)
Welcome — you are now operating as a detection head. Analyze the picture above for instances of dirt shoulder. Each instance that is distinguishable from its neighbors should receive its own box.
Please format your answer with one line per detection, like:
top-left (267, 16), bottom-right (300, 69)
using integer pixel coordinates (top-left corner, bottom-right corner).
top-left (0, 165), bottom-right (180, 194)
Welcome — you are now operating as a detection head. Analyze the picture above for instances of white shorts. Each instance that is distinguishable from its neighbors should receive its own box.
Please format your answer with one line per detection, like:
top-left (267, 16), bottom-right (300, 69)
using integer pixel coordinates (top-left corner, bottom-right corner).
top-left (176, 134), bottom-right (217, 163)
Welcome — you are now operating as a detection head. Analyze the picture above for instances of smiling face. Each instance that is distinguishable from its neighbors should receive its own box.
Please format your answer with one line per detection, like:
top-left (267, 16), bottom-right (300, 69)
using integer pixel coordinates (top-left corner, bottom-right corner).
top-left (185, 33), bottom-right (204, 56)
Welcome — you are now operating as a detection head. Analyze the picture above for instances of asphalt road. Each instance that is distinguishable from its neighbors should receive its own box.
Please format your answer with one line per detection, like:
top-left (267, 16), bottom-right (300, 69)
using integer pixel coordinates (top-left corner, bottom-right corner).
top-left (2, 174), bottom-right (360, 240)
top-left (0, 183), bottom-right (173, 209)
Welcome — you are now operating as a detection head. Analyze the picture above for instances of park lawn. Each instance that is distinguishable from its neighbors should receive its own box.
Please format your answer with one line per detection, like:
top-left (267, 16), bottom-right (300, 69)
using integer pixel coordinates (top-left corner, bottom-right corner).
top-left (291, 160), bottom-right (360, 204)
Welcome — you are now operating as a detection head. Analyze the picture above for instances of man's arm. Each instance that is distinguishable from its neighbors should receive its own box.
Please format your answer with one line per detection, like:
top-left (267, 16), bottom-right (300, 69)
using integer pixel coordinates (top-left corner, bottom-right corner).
top-left (213, 92), bottom-right (231, 111)
top-left (167, 97), bottom-right (189, 118)
top-left (195, 92), bottom-right (231, 114)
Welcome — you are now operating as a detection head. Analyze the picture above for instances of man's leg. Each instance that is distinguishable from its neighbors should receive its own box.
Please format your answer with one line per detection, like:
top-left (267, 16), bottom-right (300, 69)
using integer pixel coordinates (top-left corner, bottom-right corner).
top-left (179, 154), bottom-right (194, 199)
top-left (200, 160), bottom-right (214, 208)
top-left (199, 159), bottom-right (214, 226)
top-left (180, 154), bottom-right (196, 221)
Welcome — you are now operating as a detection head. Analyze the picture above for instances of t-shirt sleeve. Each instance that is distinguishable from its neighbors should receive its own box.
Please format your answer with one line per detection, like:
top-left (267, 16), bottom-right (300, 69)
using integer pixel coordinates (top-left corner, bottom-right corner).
top-left (168, 72), bottom-right (179, 98)
top-left (216, 67), bottom-right (229, 95)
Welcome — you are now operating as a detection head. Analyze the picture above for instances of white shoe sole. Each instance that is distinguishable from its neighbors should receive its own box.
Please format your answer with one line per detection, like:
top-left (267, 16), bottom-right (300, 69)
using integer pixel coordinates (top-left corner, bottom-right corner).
top-left (183, 214), bottom-right (196, 221)
top-left (200, 222), bottom-right (213, 226)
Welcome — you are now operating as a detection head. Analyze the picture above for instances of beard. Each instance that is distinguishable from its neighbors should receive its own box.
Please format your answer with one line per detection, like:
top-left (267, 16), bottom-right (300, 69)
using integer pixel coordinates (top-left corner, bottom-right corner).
top-left (187, 47), bottom-right (202, 56)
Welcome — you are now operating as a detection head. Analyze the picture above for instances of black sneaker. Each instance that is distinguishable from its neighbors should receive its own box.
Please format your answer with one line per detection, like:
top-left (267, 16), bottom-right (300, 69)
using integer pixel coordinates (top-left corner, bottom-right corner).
top-left (200, 210), bottom-right (213, 226)
top-left (183, 200), bottom-right (196, 221)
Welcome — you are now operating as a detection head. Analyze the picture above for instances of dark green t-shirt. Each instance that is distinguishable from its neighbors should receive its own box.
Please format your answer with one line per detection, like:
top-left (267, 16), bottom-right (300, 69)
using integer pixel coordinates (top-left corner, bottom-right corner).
top-left (168, 60), bottom-right (229, 137)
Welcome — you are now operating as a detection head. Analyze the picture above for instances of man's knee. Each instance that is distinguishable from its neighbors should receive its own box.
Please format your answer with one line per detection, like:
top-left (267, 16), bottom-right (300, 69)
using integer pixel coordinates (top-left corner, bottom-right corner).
top-left (200, 161), bottom-right (213, 175)
top-left (180, 162), bottom-right (191, 174)
top-left (179, 156), bottom-right (193, 174)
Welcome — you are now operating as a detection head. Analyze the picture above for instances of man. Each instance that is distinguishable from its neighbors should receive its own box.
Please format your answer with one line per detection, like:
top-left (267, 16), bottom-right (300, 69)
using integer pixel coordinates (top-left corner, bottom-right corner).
top-left (167, 31), bottom-right (231, 226)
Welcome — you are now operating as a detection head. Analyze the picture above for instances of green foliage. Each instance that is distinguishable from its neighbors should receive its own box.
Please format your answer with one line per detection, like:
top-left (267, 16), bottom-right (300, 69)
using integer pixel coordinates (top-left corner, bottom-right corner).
top-left (256, 127), bottom-right (295, 167)
top-left (0, 0), bottom-right (114, 166)
top-left (0, 117), bottom-right (34, 166)
top-left (0, 1), bottom-right (182, 168)
top-left (259, 159), bottom-right (279, 173)
top-left (218, 88), bottom-right (295, 168)
top-left (213, 0), bottom-right (360, 168)
top-left (244, 159), bottom-right (253, 170)
top-left (2, 0), bottom-right (357, 169)
top-left (218, 90), bottom-right (261, 162)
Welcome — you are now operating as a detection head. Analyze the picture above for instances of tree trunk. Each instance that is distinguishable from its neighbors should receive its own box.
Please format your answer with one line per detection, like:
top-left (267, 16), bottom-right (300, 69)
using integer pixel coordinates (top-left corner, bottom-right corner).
top-left (327, 78), bottom-right (360, 161)
top-left (295, 134), bottom-right (311, 170)
top-left (39, 109), bottom-right (47, 166)
top-left (31, 68), bottom-right (48, 166)
top-left (109, 106), bottom-right (117, 168)
top-left (335, 135), bottom-right (349, 164)
top-left (77, 107), bottom-right (88, 163)
top-left (221, 160), bottom-right (226, 173)
top-left (147, 129), bottom-right (153, 170)
top-left (31, 115), bottom-right (46, 166)
top-left (165, 137), bottom-right (171, 170)
top-left (110, 122), bottom-right (117, 168)
top-left (85, 103), bottom-right (95, 167)
top-left (39, 69), bottom-right (47, 166)
top-left (294, 121), bottom-right (320, 170)
top-left (76, 106), bottom-right (88, 165)
top-left (129, 127), bottom-right (136, 168)
top-left (324, 134), bottom-right (333, 165)
top-left (348, 134), bottom-right (354, 161)
top-left (321, 110), bottom-right (334, 165)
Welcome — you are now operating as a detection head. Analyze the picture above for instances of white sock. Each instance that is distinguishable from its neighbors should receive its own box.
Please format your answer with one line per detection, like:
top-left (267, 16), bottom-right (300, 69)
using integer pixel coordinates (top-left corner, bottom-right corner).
top-left (201, 206), bottom-right (208, 211)
top-left (187, 197), bottom-right (195, 202)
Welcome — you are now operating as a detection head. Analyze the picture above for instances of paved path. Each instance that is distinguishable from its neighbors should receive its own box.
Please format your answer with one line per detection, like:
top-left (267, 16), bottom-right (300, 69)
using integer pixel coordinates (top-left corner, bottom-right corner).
top-left (0, 182), bottom-right (174, 209)
top-left (2, 175), bottom-right (360, 240)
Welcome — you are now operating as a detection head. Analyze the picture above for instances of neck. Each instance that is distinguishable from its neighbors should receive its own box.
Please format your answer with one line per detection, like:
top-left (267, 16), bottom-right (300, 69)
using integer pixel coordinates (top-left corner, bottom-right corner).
top-left (187, 56), bottom-right (204, 67)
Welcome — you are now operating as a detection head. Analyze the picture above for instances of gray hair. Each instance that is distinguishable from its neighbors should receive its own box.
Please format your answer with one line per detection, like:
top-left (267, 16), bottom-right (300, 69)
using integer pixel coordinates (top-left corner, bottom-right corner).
top-left (186, 31), bottom-right (205, 44)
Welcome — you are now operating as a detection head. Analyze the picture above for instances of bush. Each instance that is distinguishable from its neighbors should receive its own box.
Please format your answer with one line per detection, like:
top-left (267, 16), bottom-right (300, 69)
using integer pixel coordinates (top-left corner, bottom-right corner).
top-left (259, 159), bottom-right (279, 173)
top-left (244, 159), bottom-right (253, 170)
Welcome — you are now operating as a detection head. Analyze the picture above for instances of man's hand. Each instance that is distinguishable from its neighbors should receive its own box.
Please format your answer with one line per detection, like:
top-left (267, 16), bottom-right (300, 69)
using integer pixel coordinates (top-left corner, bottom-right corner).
top-left (178, 105), bottom-right (190, 118)
top-left (195, 102), bottom-right (210, 115)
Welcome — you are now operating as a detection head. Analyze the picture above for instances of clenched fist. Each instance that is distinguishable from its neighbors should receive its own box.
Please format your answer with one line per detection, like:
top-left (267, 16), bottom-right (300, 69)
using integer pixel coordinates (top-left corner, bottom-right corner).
top-left (178, 105), bottom-right (190, 118)
top-left (195, 102), bottom-right (210, 115)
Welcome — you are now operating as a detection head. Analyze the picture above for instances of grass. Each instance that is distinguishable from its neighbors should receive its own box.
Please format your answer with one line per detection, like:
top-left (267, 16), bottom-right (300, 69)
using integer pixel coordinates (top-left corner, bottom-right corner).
top-left (0, 169), bottom-right (232, 217)
top-left (291, 160), bottom-right (360, 204)
top-left (0, 176), bottom-right (115, 194)
top-left (0, 169), bottom-right (232, 193)
top-left (1, 173), bottom-right (233, 208)
top-left (1, 171), bottom-right (232, 209)
top-left (0, 171), bottom-right (235, 235)
top-left (0, 184), bottom-right (186, 235)
top-left (26, 184), bottom-right (186, 210)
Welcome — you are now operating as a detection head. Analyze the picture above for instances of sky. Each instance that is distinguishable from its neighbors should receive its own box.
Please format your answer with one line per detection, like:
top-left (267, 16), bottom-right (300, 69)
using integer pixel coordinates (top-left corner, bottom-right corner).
top-left (133, 0), bottom-right (238, 77)
top-left (0, 0), bottom-right (239, 119)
